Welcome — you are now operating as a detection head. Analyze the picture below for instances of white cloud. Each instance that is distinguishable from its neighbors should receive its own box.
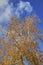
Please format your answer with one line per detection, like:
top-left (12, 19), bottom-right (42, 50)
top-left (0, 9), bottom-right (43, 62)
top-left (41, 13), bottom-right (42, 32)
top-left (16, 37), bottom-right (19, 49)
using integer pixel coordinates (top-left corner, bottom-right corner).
top-left (14, 1), bottom-right (33, 18)
top-left (0, 5), bottom-right (12, 22)
top-left (0, 0), bottom-right (33, 22)
top-left (24, 2), bottom-right (32, 12)
top-left (0, 0), bottom-right (8, 7)
top-left (0, 0), bottom-right (13, 22)
top-left (18, 1), bottom-right (32, 12)
top-left (18, 1), bottom-right (25, 9)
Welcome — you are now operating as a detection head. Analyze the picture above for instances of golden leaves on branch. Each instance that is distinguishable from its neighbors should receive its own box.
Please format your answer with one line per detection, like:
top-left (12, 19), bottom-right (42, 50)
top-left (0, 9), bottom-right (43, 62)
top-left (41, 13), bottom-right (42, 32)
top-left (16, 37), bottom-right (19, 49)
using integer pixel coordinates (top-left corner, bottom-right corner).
top-left (0, 14), bottom-right (43, 65)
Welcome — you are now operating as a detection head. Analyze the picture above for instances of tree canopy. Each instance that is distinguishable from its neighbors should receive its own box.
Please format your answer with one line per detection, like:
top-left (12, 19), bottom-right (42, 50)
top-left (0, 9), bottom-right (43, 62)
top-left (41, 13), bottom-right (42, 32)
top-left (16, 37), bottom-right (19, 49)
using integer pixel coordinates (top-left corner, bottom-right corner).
top-left (0, 14), bottom-right (43, 65)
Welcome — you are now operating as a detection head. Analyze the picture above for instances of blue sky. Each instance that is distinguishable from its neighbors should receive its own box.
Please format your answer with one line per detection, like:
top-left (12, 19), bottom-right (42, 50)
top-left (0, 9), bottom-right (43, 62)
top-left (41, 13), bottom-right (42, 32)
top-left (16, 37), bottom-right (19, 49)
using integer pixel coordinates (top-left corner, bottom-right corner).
top-left (0, 0), bottom-right (43, 65)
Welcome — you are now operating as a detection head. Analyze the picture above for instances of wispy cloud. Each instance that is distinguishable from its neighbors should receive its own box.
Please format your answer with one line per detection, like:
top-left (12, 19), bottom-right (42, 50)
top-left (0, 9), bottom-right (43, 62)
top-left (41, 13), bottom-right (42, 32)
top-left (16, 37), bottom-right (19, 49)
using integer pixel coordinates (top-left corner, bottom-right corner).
top-left (0, 4), bottom-right (13, 22)
top-left (14, 1), bottom-right (33, 18)
top-left (0, 0), bottom-right (13, 22)
top-left (0, 0), bottom-right (8, 7)
top-left (18, 1), bottom-right (32, 12)
top-left (0, 0), bottom-right (33, 23)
